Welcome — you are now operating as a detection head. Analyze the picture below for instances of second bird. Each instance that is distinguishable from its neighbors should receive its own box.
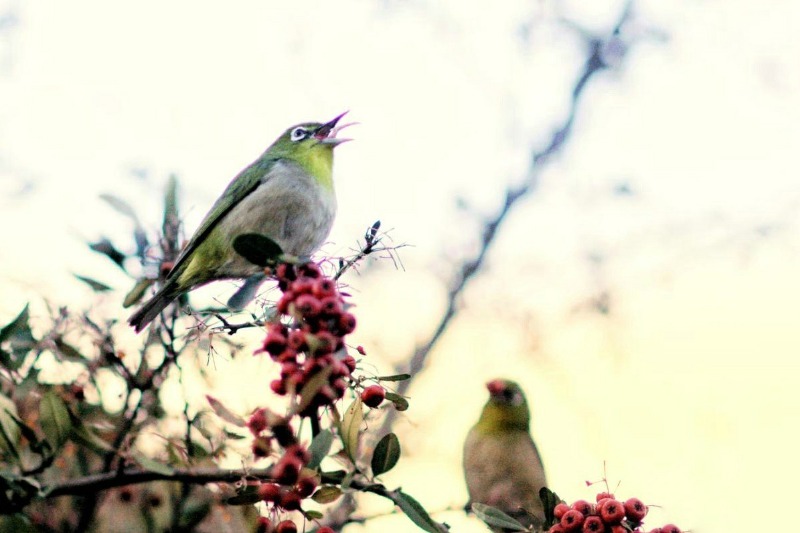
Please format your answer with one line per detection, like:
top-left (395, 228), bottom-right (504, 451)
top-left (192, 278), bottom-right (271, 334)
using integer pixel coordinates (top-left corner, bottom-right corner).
top-left (128, 112), bottom-right (352, 332)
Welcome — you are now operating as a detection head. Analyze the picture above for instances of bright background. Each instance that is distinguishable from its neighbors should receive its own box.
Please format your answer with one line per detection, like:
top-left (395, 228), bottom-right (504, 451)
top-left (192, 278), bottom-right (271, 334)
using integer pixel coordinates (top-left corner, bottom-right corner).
top-left (2, 0), bottom-right (799, 531)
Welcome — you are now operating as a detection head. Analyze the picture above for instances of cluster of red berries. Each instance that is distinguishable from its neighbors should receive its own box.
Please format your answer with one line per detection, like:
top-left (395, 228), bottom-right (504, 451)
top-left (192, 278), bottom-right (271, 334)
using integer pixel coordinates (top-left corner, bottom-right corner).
top-left (256, 263), bottom-right (359, 416)
top-left (550, 492), bottom-right (682, 533)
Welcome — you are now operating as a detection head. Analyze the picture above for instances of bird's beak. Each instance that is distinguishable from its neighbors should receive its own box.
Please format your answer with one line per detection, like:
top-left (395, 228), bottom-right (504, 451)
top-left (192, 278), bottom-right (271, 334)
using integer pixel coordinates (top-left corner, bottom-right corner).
top-left (315, 111), bottom-right (357, 146)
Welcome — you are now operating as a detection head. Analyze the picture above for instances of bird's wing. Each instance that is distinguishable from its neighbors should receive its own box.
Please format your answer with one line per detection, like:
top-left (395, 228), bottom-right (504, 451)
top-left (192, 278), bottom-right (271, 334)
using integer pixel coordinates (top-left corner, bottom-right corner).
top-left (168, 157), bottom-right (277, 277)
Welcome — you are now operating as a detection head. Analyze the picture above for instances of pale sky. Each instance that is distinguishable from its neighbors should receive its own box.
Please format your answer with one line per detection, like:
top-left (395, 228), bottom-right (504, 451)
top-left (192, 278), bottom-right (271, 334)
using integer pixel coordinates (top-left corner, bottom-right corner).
top-left (2, 0), bottom-right (799, 531)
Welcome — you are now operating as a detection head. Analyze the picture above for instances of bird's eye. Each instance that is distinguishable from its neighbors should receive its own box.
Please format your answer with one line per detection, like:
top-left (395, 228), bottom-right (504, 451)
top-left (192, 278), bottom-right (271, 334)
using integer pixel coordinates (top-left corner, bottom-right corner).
top-left (290, 127), bottom-right (308, 142)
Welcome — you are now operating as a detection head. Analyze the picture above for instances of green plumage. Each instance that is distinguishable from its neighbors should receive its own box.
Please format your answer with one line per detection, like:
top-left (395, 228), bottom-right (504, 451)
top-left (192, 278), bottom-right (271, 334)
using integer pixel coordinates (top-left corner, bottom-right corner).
top-left (128, 113), bottom-right (350, 332)
top-left (463, 379), bottom-right (547, 530)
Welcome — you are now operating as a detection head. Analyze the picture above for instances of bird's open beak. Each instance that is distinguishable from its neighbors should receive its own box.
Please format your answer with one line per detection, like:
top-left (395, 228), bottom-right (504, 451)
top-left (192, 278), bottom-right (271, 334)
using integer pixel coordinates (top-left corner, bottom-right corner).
top-left (315, 111), bottom-right (357, 146)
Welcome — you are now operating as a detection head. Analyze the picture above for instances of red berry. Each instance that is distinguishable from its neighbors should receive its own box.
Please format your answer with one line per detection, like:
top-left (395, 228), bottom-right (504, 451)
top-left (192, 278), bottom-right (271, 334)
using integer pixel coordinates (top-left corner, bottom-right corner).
top-left (287, 329), bottom-right (308, 351)
top-left (582, 516), bottom-right (603, 532)
top-left (316, 528), bottom-right (335, 533)
top-left (549, 525), bottom-right (566, 533)
top-left (571, 499), bottom-right (592, 516)
top-left (598, 499), bottom-right (625, 524)
top-left (609, 526), bottom-right (627, 533)
top-left (270, 379), bottom-right (287, 395)
top-left (649, 529), bottom-right (663, 533)
top-left (258, 482), bottom-right (281, 503)
top-left (277, 291), bottom-right (294, 314)
top-left (312, 278), bottom-right (336, 298)
top-left (286, 443), bottom-right (311, 464)
top-left (337, 312), bottom-right (357, 335)
top-left (560, 509), bottom-right (585, 531)
top-left (554, 503), bottom-right (570, 519)
top-left (247, 408), bottom-right (268, 435)
top-left (624, 497), bottom-right (648, 522)
top-left (342, 355), bottom-right (357, 372)
top-left (319, 296), bottom-right (343, 316)
top-left (255, 516), bottom-right (271, 533)
top-left (272, 456), bottom-right (302, 484)
top-left (263, 332), bottom-right (288, 357)
top-left (309, 331), bottom-right (336, 355)
top-left (279, 489), bottom-right (302, 511)
top-left (361, 385), bottom-right (386, 408)
top-left (297, 263), bottom-right (322, 278)
top-left (595, 492), bottom-right (614, 503)
top-left (275, 520), bottom-right (297, 533)
top-left (661, 525), bottom-right (681, 533)
top-left (356, 345), bottom-right (366, 355)
top-left (252, 435), bottom-right (272, 458)
top-left (294, 294), bottom-right (321, 317)
top-left (295, 475), bottom-right (318, 497)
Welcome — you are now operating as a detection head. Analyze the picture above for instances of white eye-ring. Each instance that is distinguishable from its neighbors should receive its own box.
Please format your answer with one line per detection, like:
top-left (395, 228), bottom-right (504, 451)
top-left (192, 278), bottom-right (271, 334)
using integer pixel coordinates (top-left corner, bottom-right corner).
top-left (290, 127), bottom-right (308, 142)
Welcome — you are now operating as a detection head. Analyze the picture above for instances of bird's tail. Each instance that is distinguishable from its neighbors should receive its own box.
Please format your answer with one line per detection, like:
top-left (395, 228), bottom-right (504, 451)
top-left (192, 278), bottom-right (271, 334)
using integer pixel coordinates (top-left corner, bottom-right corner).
top-left (128, 279), bottom-right (182, 333)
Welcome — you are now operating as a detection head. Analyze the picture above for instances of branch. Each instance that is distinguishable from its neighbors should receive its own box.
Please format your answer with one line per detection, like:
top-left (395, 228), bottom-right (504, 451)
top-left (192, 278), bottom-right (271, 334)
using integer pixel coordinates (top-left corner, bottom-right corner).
top-left (379, 1), bottom-right (637, 432)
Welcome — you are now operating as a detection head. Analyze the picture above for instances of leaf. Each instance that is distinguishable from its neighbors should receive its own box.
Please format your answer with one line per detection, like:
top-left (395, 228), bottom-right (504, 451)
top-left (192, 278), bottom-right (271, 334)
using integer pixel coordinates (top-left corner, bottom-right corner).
top-left (540, 486), bottom-right (562, 528)
top-left (472, 503), bottom-right (528, 531)
top-left (232, 233), bottom-right (283, 267)
top-left (303, 510), bottom-right (324, 520)
top-left (0, 304), bottom-right (31, 345)
top-left (100, 193), bottom-right (140, 221)
top-left (384, 392), bottom-right (409, 412)
top-left (39, 391), bottom-right (71, 451)
top-left (371, 433), bottom-right (401, 477)
top-left (376, 373), bottom-right (411, 382)
top-left (307, 429), bottom-right (334, 469)
top-left (340, 397), bottom-right (364, 463)
top-left (135, 455), bottom-right (175, 476)
top-left (89, 238), bottom-right (127, 269)
top-left (53, 338), bottom-right (86, 363)
top-left (0, 397), bottom-right (21, 460)
top-left (74, 274), bottom-right (113, 293)
top-left (123, 279), bottom-right (155, 308)
top-left (295, 367), bottom-right (333, 415)
top-left (68, 413), bottom-right (115, 453)
top-left (226, 485), bottom-right (261, 506)
top-left (5, 408), bottom-right (49, 456)
top-left (206, 395), bottom-right (246, 427)
top-left (310, 485), bottom-right (342, 504)
top-left (394, 490), bottom-right (444, 533)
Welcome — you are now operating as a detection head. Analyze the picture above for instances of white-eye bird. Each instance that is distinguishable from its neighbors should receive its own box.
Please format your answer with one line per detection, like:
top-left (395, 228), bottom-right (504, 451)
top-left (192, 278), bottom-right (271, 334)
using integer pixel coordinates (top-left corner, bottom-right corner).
top-left (128, 113), bottom-right (352, 332)
top-left (463, 379), bottom-right (548, 529)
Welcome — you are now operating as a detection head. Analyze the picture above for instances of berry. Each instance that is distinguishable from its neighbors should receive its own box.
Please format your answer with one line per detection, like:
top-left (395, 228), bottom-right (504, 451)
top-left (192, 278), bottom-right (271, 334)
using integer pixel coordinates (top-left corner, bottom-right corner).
top-left (295, 475), bottom-right (318, 498)
top-left (661, 525), bottom-right (681, 533)
top-left (554, 503), bottom-right (570, 519)
top-left (549, 525), bottom-right (566, 533)
top-left (337, 312), bottom-right (357, 335)
top-left (294, 294), bottom-right (321, 317)
top-left (258, 482), bottom-right (281, 503)
top-left (270, 379), bottom-right (287, 395)
top-left (560, 509), bottom-right (585, 531)
top-left (598, 499), bottom-right (625, 524)
top-left (571, 499), bottom-right (592, 516)
top-left (361, 385), bottom-right (386, 408)
top-left (312, 278), bottom-right (336, 298)
top-left (252, 435), bottom-right (272, 458)
top-left (255, 516), bottom-right (271, 533)
top-left (356, 345), bottom-right (366, 355)
top-left (582, 516), bottom-right (603, 532)
top-left (263, 331), bottom-right (288, 356)
top-left (297, 262), bottom-right (322, 278)
top-left (286, 443), bottom-right (311, 464)
top-left (624, 497), bottom-right (648, 522)
top-left (275, 520), bottom-right (297, 533)
top-left (595, 492), bottom-right (614, 503)
top-left (247, 408), bottom-right (268, 435)
top-left (279, 489), bottom-right (302, 511)
top-left (287, 329), bottom-right (308, 351)
top-left (342, 355), bottom-right (357, 372)
top-left (272, 456), bottom-right (302, 485)
top-left (319, 296), bottom-right (343, 316)
top-left (316, 528), bottom-right (335, 533)
top-left (609, 526), bottom-right (627, 533)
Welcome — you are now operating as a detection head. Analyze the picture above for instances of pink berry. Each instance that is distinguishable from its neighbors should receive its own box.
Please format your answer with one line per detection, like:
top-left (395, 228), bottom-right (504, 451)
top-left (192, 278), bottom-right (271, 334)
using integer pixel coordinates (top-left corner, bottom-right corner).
top-left (275, 520), bottom-right (297, 533)
top-left (582, 516), bottom-right (603, 532)
top-left (560, 509), bottom-right (585, 531)
top-left (554, 503), bottom-right (570, 519)
top-left (624, 497), bottom-right (648, 522)
top-left (257, 482), bottom-right (281, 503)
top-left (661, 525), bottom-right (681, 533)
top-left (598, 499), bottom-right (625, 524)
top-left (571, 499), bottom-right (592, 516)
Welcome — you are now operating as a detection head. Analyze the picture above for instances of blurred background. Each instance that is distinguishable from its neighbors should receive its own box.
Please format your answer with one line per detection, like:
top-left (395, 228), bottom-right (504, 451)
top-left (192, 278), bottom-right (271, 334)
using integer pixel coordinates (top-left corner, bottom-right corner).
top-left (2, 0), bottom-right (799, 531)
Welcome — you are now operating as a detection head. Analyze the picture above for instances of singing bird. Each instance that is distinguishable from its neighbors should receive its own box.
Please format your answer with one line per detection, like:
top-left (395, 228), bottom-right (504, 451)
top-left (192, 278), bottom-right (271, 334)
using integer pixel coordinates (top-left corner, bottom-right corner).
top-left (463, 379), bottom-right (548, 529)
top-left (128, 113), bottom-right (352, 332)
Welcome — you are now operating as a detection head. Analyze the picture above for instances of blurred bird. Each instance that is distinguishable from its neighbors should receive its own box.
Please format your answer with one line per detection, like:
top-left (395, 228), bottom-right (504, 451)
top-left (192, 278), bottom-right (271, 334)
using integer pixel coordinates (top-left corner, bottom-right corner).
top-left (463, 379), bottom-right (547, 530)
top-left (128, 113), bottom-right (352, 332)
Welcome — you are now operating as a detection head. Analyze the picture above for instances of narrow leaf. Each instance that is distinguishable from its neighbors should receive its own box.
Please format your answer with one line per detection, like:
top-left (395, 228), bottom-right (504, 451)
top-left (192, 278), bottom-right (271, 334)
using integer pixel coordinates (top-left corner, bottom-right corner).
top-left (472, 503), bottom-right (528, 531)
top-left (0, 304), bottom-right (31, 344)
top-left (68, 413), bottom-right (115, 453)
top-left (307, 429), bottom-right (334, 469)
top-left (89, 238), bottom-right (127, 268)
top-left (39, 391), bottom-right (71, 450)
top-left (99, 193), bottom-right (140, 221)
top-left (395, 490), bottom-right (444, 533)
top-left (384, 392), bottom-right (409, 412)
top-left (295, 367), bottom-right (333, 415)
top-left (74, 274), bottom-right (113, 293)
top-left (376, 373), bottom-right (411, 382)
top-left (0, 397), bottom-right (21, 459)
top-left (123, 279), bottom-right (155, 308)
top-left (310, 485), bottom-right (342, 504)
top-left (340, 397), bottom-right (364, 463)
top-left (206, 395), bottom-right (246, 427)
top-left (232, 233), bottom-right (283, 267)
top-left (303, 510), bottom-right (324, 520)
top-left (53, 339), bottom-right (86, 363)
top-left (371, 433), bottom-right (401, 476)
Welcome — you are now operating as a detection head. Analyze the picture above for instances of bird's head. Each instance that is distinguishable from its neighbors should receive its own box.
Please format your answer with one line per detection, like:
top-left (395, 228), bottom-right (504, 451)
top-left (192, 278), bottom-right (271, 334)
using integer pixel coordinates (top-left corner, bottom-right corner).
top-left (267, 112), bottom-right (355, 186)
top-left (475, 379), bottom-right (531, 433)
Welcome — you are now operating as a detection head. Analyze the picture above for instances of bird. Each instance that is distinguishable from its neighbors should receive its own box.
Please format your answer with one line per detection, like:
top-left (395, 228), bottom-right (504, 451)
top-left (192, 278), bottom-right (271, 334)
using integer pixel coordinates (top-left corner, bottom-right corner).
top-left (128, 112), bottom-right (352, 332)
top-left (463, 379), bottom-right (548, 530)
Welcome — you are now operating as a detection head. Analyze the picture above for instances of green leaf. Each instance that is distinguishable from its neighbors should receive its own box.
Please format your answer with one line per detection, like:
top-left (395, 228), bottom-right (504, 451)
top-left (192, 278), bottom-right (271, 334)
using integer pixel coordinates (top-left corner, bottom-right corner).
top-left (395, 490), bottom-right (444, 533)
top-left (232, 233), bottom-right (283, 267)
top-left (68, 413), bottom-right (114, 453)
top-left (0, 304), bottom-right (31, 344)
top-left (295, 366), bottom-right (333, 415)
top-left (540, 486), bottom-right (561, 528)
top-left (307, 429), bottom-right (334, 469)
top-left (123, 279), bottom-right (155, 308)
top-left (376, 373), bottom-right (411, 382)
top-left (472, 503), bottom-right (528, 531)
top-left (39, 391), bottom-right (71, 451)
top-left (205, 395), bottom-right (246, 427)
top-left (310, 485), bottom-right (342, 504)
top-left (89, 238), bottom-right (127, 269)
top-left (226, 486), bottom-right (261, 506)
top-left (135, 455), bottom-right (174, 476)
top-left (340, 397), bottom-right (364, 463)
top-left (74, 274), bottom-right (113, 293)
top-left (371, 433), bottom-right (401, 477)
top-left (384, 392), bottom-right (409, 412)
top-left (4, 408), bottom-right (49, 456)
top-left (53, 338), bottom-right (86, 363)
top-left (303, 510), bottom-right (324, 520)
top-left (0, 397), bottom-right (21, 460)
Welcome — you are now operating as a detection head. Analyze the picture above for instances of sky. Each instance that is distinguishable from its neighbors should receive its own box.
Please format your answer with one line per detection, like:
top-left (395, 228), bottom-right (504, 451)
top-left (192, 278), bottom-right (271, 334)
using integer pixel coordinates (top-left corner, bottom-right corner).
top-left (2, 0), bottom-right (800, 531)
